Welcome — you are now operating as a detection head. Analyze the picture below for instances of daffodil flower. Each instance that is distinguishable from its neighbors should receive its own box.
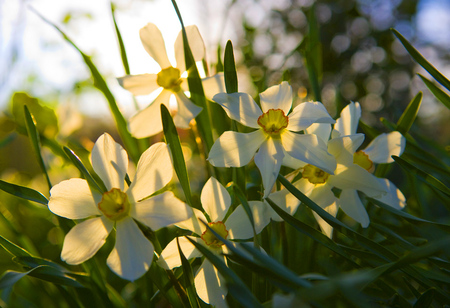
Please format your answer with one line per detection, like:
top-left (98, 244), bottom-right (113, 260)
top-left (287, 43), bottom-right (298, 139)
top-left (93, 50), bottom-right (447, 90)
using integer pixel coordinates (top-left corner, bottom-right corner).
top-left (208, 81), bottom-right (337, 197)
top-left (157, 177), bottom-right (262, 308)
top-left (118, 23), bottom-right (225, 138)
top-left (48, 133), bottom-right (192, 281)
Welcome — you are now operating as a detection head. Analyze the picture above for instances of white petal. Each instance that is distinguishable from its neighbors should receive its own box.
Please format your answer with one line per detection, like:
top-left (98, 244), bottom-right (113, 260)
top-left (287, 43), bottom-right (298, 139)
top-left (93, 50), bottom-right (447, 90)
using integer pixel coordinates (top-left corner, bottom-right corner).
top-left (132, 191), bottom-right (192, 230)
top-left (174, 25), bottom-right (205, 73)
top-left (129, 90), bottom-right (171, 138)
top-left (117, 74), bottom-right (159, 96)
top-left (287, 101), bottom-right (335, 131)
top-left (269, 188), bottom-right (301, 216)
top-left (128, 142), bottom-right (173, 201)
top-left (176, 207), bottom-right (209, 235)
top-left (225, 202), bottom-right (264, 240)
top-left (157, 237), bottom-right (203, 270)
top-left (49, 178), bottom-right (100, 219)
top-left (91, 133), bottom-right (128, 191)
top-left (202, 73), bottom-right (226, 101)
top-left (139, 23), bottom-right (171, 69)
top-left (61, 217), bottom-right (113, 264)
top-left (282, 131), bottom-right (336, 174)
top-left (254, 138), bottom-right (285, 198)
top-left (334, 101), bottom-right (361, 136)
top-left (373, 178), bottom-right (406, 209)
top-left (363, 131), bottom-right (405, 164)
top-left (327, 134), bottom-right (365, 166)
top-left (107, 217), bottom-right (154, 281)
top-left (212, 92), bottom-right (262, 128)
top-left (208, 130), bottom-right (266, 167)
top-left (313, 202), bottom-right (338, 238)
top-left (173, 92), bottom-right (202, 128)
top-left (195, 260), bottom-right (228, 308)
top-left (305, 123), bottom-right (332, 143)
top-left (259, 81), bottom-right (292, 114)
top-left (338, 189), bottom-right (370, 227)
top-left (201, 177), bottom-right (231, 222)
top-left (308, 183), bottom-right (337, 209)
top-left (281, 152), bottom-right (307, 169)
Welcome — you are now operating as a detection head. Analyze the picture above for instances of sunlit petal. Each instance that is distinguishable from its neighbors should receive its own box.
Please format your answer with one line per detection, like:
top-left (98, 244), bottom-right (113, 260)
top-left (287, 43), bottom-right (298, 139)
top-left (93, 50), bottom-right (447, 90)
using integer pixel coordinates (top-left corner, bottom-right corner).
top-left (91, 133), bottom-right (128, 191)
top-left (333, 101), bottom-right (361, 136)
top-left (281, 151), bottom-right (307, 169)
top-left (259, 81), bottom-right (292, 114)
top-left (132, 191), bottom-right (192, 230)
top-left (254, 138), bottom-right (284, 197)
top-left (174, 25), bottom-right (205, 73)
top-left (208, 130), bottom-right (266, 167)
top-left (373, 178), bottom-right (406, 210)
top-left (157, 237), bottom-right (203, 270)
top-left (61, 216), bottom-right (113, 265)
top-left (202, 73), bottom-right (226, 101)
top-left (128, 142), bottom-right (173, 202)
top-left (225, 202), bottom-right (265, 239)
top-left (212, 92), bottom-right (262, 128)
top-left (176, 207), bottom-right (208, 235)
top-left (305, 123), bottom-right (332, 143)
top-left (107, 217), bottom-right (154, 281)
top-left (117, 74), bottom-right (159, 96)
top-left (139, 23), bottom-right (171, 69)
top-left (327, 134), bottom-right (365, 166)
top-left (195, 259), bottom-right (228, 308)
top-left (270, 188), bottom-right (301, 216)
top-left (173, 92), bottom-right (202, 128)
top-left (363, 131), bottom-right (405, 164)
top-left (338, 189), bottom-right (370, 227)
top-left (287, 101), bottom-right (335, 131)
top-left (49, 178), bottom-right (100, 219)
top-left (201, 177), bottom-right (231, 222)
top-left (312, 202), bottom-right (338, 238)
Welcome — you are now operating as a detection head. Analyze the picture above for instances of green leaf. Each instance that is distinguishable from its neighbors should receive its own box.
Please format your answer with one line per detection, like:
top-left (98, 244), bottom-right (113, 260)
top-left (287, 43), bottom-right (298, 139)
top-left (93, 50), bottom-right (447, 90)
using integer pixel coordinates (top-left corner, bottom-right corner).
top-left (392, 29), bottom-right (450, 92)
top-left (161, 104), bottom-right (192, 206)
top-left (413, 288), bottom-right (435, 308)
top-left (418, 74), bottom-right (450, 109)
top-left (224, 40), bottom-right (238, 93)
top-left (24, 106), bottom-right (52, 190)
top-left (110, 3), bottom-right (130, 75)
top-left (177, 238), bottom-right (200, 308)
top-left (396, 92), bottom-right (422, 135)
top-left (0, 235), bottom-right (33, 258)
top-left (32, 8), bottom-right (139, 163)
top-left (0, 180), bottom-right (48, 205)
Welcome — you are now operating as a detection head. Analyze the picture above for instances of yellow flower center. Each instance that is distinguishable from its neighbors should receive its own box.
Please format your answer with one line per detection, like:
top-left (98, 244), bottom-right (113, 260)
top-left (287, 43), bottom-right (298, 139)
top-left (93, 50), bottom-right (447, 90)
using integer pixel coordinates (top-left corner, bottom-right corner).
top-left (353, 151), bottom-right (374, 172)
top-left (257, 109), bottom-right (289, 136)
top-left (302, 164), bottom-right (330, 184)
top-left (157, 67), bottom-right (182, 92)
top-left (98, 188), bottom-right (131, 221)
top-left (201, 221), bottom-right (228, 248)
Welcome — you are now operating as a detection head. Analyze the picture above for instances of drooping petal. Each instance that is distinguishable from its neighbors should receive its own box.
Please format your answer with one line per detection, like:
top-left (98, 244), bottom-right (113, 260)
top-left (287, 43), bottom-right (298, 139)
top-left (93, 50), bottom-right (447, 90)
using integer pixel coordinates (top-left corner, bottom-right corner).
top-left (61, 216), bottom-right (113, 264)
top-left (201, 177), bottom-right (231, 222)
top-left (212, 92), bottom-right (262, 128)
top-left (128, 142), bottom-right (173, 202)
top-left (270, 188), bottom-right (301, 217)
top-left (91, 133), bottom-right (128, 191)
top-left (208, 130), bottom-right (266, 167)
top-left (373, 178), bottom-right (406, 210)
top-left (49, 178), bottom-right (100, 219)
top-left (202, 73), bottom-right (226, 101)
top-left (305, 123), bottom-right (332, 143)
top-left (129, 89), bottom-right (171, 138)
top-left (363, 131), bottom-right (405, 164)
top-left (225, 202), bottom-right (262, 240)
top-left (157, 236), bottom-right (203, 270)
top-left (281, 152), bottom-right (307, 169)
top-left (338, 189), bottom-right (370, 227)
top-left (173, 92), bottom-right (202, 128)
top-left (176, 207), bottom-right (209, 235)
top-left (313, 202), bottom-right (338, 238)
top-left (195, 259), bottom-right (228, 308)
top-left (334, 101), bottom-right (361, 136)
top-left (259, 81), bottom-right (292, 114)
top-left (287, 101), bottom-right (335, 132)
top-left (327, 134), bottom-right (365, 166)
top-left (107, 217), bottom-right (154, 281)
top-left (308, 183), bottom-right (337, 209)
top-left (131, 191), bottom-right (192, 230)
top-left (117, 74), bottom-right (160, 96)
top-left (139, 23), bottom-right (171, 69)
top-left (282, 131), bottom-right (336, 174)
top-left (254, 138), bottom-right (285, 198)
top-left (174, 25), bottom-right (205, 73)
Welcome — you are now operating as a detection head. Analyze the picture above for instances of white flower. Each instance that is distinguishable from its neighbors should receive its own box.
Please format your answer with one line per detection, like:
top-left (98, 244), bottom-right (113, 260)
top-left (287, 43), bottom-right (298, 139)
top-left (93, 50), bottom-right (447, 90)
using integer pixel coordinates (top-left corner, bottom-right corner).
top-left (48, 133), bottom-right (192, 281)
top-left (118, 23), bottom-right (225, 138)
top-left (208, 81), bottom-right (337, 197)
top-left (158, 177), bottom-right (260, 308)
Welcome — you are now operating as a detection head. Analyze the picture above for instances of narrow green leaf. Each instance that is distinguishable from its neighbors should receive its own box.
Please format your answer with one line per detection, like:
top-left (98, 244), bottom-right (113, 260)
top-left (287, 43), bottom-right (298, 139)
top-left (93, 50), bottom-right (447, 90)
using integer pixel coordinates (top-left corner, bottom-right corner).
top-left (161, 104), bottom-right (192, 206)
top-left (413, 288), bottom-right (435, 308)
top-left (0, 180), bottom-right (48, 205)
top-left (110, 2), bottom-right (130, 75)
top-left (396, 92), bottom-right (422, 135)
top-left (177, 238), bottom-right (200, 308)
top-left (224, 40), bottom-right (238, 93)
top-left (418, 74), bottom-right (450, 109)
top-left (32, 8), bottom-right (139, 163)
top-left (63, 146), bottom-right (106, 194)
top-left (0, 270), bottom-right (31, 289)
top-left (24, 105), bottom-right (52, 189)
top-left (392, 155), bottom-right (450, 197)
top-left (232, 185), bottom-right (256, 239)
top-left (0, 235), bottom-right (33, 258)
top-left (392, 29), bottom-right (450, 91)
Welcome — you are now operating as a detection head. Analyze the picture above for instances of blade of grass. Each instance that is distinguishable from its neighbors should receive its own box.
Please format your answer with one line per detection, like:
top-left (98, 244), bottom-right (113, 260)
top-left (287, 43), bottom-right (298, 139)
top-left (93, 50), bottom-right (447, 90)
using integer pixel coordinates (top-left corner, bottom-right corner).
top-left (177, 238), bottom-right (200, 308)
top-left (0, 180), bottom-right (48, 206)
top-left (110, 2), bottom-right (129, 75)
top-left (396, 92), bottom-right (422, 135)
top-left (418, 74), bottom-right (450, 109)
top-left (224, 40), bottom-right (238, 93)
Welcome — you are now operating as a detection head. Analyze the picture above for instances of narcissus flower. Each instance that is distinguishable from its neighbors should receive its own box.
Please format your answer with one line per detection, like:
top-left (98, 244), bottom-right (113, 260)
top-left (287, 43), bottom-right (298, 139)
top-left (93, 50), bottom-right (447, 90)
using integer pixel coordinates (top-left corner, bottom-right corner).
top-left (208, 81), bottom-right (337, 197)
top-left (48, 133), bottom-right (192, 281)
top-left (118, 23), bottom-right (224, 138)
